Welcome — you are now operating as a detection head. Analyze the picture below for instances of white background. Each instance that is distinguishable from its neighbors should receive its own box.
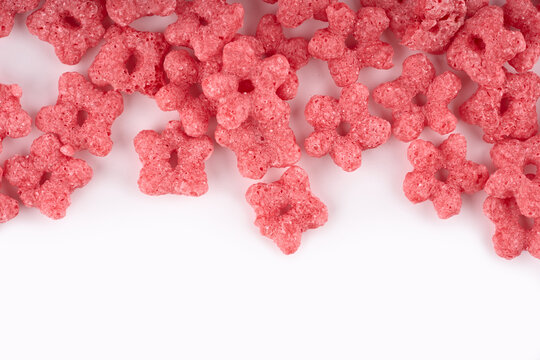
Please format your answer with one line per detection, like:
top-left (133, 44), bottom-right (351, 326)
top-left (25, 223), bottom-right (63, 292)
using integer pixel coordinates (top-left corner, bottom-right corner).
top-left (1, 1), bottom-right (539, 359)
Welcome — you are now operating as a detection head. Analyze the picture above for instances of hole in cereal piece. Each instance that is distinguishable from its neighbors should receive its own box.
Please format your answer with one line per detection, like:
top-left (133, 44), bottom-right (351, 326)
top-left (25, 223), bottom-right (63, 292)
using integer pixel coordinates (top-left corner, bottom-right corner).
top-left (189, 83), bottom-right (203, 98)
top-left (337, 121), bottom-right (351, 136)
top-left (169, 150), bottom-right (178, 169)
top-left (470, 36), bottom-right (486, 53)
top-left (125, 53), bottom-right (138, 75)
top-left (435, 168), bottom-right (449, 182)
top-left (39, 172), bottom-right (52, 186)
top-left (429, 24), bottom-right (440, 33)
top-left (62, 13), bottom-right (81, 29)
top-left (279, 203), bottom-right (292, 216)
top-left (413, 93), bottom-right (427, 107)
top-left (499, 96), bottom-right (512, 115)
top-left (77, 110), bottom-right (88, 127)
top-left (345, 34), bottom-right (358, 50)
top-left (440, 14), bottom-right (450, 22)
top-left (524, 163), bottom-right (537, 179)
top-left (198, 16), bottom-right (209, 26)
top-left (519, 215), bottom-right (535, 230)
top-left (238, 79), bottom-right (255, 94)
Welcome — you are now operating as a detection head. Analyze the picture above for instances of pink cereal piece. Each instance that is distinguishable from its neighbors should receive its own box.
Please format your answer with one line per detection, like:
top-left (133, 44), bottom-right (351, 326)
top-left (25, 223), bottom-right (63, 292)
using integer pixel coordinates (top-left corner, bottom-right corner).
top-left (460, 71), bottom-right (540, 143)
top-left (0, 166), bottom-right (19, 223)
top-left (154, 50), bottom-right (219, 137)
top-left (304, 83), bottom-right (391, 172)
top-left (106, 0), bottom-right (176, 26)
top-left (26, 0), bottom-right (106, 65)
top-left (0, 83), bottom-right (32, 154)
top-left (484, 196), bottom-right (540, 260)
top-left (88, 25), bottom-right (169, 96)
top-left (215, 115), bottom-right (301, 180)
top-left (255, 14), bottom-right (310, 100)
top-left (201, 36), bottom-right (291, 130)
top-left (165, 0), bottom-right (244, 62)
top-left (245, 166), bottom-right (328, 254)
top-left (308, 3), bottom-right (393, 87)
top-left (35, 72), bottom-right (124, 157)
top-left (465, 0), bottom-right (489, 17)
top-left (4, 134), bottom-right (93, 220)
top-left (446, 6), bottom-right (526, 88)
top-left (373, 53), bottom-right (461, 142)
top-left (403, 134), bottom-right (489, 219)
top-left (0, 0), bottom-right (39, 38)
top-left (504, 0), bottom-right (540, 73)
top-left (266, 0), bottom-right (337, 28)
top-left (484, 135), bottom-right (540, 218)
top-left (133, 120), bottom-right (213, 196)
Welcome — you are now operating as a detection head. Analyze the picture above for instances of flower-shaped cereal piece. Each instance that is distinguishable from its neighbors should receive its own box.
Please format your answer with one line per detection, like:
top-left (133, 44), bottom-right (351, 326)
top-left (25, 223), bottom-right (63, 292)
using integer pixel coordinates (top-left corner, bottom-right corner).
top-left (446, 6), bottom-right (526, 88)
top-left (26, 0), bottom-right (106, 65)
top-left (36, 72), bottom-right (124, 157)
top-left (255, 14), bottom-right (310, 100)
top-left (484, 135), bottom-right (540, 218)
top-left (460, 71), bottom-right (540, 143)
top-left (308, 3), bottom-right (393, 87)
top-left (504, 0), bottom-right (540, 73)
top-left (0, 167), bottom-right (19, 224)
top-left (404, 134), bottom-right (489, 219)
top-left (215, 115), bottom-right (301, 180)
top-left (202, 36), bottom-right (290, 130)
top-left (263, 0), bottom-right (336, 28)
top-left (3, 134), bottom-right (93, 220)
top-left (373, 54), bottom-right (461, 142)
top-left (154, 50), bottom-right (218, 137)
top-left (484, 196), bottom-right (540, 260)
top-left (106, 0), bottom-right (176, 26)
top-left (246, 166), bottom-right (328, 254)
top-left (0, 83), bottom-right (32, 154)
top-left (304, 83), bottom-right (391, 172)
top-left (88, 25), bottom-right (169, 96)
top-left (134, 120), bottom-right (213, 196)
top-left (165, 0), bottom-right (244, 62)
top-left (0, 0), bottom-right (39, 38)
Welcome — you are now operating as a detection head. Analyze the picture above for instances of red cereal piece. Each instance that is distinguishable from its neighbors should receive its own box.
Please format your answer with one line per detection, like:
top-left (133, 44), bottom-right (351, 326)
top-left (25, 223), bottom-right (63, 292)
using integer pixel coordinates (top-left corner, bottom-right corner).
top-left (215, 114), bottom-right (300, 180)
top-left (26, 0), bottom-right (106, 65)
top-left (0, 83), bottom-right (32, 154)
top-left (504, 0), bottom-right (540, 73)
top-left (264, 0), bottom-right (336, 28)
top-left (304, 83), bottom-right (391, 172)
top-left (446, 6), bottom-right (526, 88)
top-left (202, 36), bottom-right (290, 130)
top-left (106, 0), bottom-right (176, 26)
top-left (88, 25), bottom-right (169, 96)
top-left (133, 120), bottom-right (213, 196)
top-left (255, 14), bottom-right (310, 100)
top-left (154, 50), bottom-right (219, 137)
top-left (0, 0), bottom-right (39, 38)
top-left (403, 134), bottom-right (489, 219)
top-left (35, 72), bottom-right (124, 157)
top-left (484, 196), bottom-right (540, 260)
top-left (4, 134), bottom-right (93, 220)
top-left (373, 53), bottom-right (461, 142)
top-left (460, 71), bottom-right (540, 143)
top-left (308, 3), bottom-right (393, 87)
top-left (0, 167), bottom-right (19, 223)
top-left (465, 0), bottom-right (489, 17)
top-left (484, 135), bottom-right (540, 218)
top-left (165, 0), bottom-right (244, 62)
top-left (245, 166), bottom-right (328, 254)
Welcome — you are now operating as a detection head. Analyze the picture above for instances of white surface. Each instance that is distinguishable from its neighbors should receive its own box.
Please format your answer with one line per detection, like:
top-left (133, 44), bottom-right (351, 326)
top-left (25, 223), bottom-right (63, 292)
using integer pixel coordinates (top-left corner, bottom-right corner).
top-left (1, 1), bottom-right (540, 359)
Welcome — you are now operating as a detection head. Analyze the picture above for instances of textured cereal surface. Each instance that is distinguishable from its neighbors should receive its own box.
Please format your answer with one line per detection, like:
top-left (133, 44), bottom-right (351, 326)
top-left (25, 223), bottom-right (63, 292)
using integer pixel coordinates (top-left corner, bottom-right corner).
top-left (106, 0), bottom-right (176, 26)
top-left (0, 0), bottom-right (40, 38)
top-left (0, 166), bottom-right (19, 223)
top-left (0, 83), bottom-right (32, 154)
top-left (268, 0), bottom-right (336, 28)
top-left (504, 0), bottom-right (540, 73)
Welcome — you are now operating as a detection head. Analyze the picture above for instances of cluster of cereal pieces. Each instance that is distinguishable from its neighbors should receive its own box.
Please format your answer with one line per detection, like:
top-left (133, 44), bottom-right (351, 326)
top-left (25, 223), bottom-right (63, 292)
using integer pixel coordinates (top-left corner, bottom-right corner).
top-left (0, 0), bottom-right (539, 259)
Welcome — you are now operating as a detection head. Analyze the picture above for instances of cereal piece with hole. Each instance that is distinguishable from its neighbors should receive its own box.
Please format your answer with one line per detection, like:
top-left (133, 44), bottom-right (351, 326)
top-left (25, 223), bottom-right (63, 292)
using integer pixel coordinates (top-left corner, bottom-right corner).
top-left (165, 0), bottom-right (244, 62)
top-left (263, 0), bottom-right (336, 28)
top-left (88, 25), bottom-right (169, 96)
top-left (246, 166), bottom-right (328, 255)
top-left (373, 53), bottom-right (461, 142)
top-left (3, 134), bottom-right (93, 220)
top-left (106, 0), bottom-right (176, 26)
top-left (0, 0), bottom-right (39, 38)
top-left (446, 6), bottom-right (526, 88)
top-left (26, 0), bottom-right (106, 65)
top-left (0, 166), bottom-right (19, 224)
top-left (36, 72), bottom-right (124, 157)
top-left (403, 134), bottom-right (489, 219)
top-left (0, 83), bottom-right (32, 154)
top-left (304, 83), bottom-right (391, 172)
top-left (308, 3), bottom-right (393, 87)
top-left (460, 71), bottom-right (540, 143)
top-left (134, 120), bottom-right (213, 196)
